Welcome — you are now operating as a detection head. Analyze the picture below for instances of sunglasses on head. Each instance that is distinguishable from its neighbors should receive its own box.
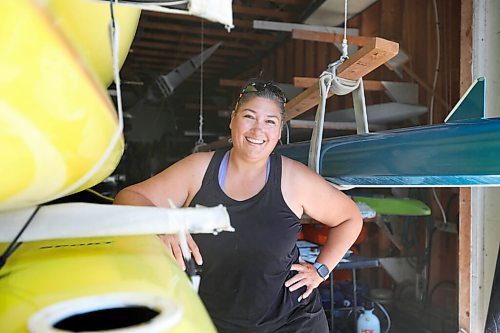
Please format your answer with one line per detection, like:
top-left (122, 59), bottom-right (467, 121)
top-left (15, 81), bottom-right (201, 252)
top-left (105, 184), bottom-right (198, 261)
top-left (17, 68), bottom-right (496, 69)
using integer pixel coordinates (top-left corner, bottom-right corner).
top-left (238, 82), bottom-right (287, 105)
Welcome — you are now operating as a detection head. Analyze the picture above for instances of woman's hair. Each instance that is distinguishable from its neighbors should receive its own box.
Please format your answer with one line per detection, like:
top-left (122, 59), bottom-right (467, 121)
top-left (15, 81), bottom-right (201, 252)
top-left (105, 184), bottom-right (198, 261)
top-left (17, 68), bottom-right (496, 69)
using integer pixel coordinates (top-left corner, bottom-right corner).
top-left (233, 79), bottom-right (287, 116)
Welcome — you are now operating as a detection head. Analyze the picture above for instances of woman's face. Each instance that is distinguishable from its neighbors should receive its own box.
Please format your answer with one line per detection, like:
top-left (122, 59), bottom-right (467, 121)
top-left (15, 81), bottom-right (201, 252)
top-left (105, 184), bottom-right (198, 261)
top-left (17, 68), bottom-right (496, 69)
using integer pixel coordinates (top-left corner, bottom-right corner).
top-left (229, 96), bottom-right (283, 160)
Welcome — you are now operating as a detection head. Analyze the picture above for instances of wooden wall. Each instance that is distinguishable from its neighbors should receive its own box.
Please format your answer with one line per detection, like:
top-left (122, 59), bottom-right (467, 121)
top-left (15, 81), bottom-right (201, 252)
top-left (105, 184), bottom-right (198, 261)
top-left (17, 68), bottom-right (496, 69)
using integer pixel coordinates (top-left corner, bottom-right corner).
top-left (255, 0), bottom-right (462, 125)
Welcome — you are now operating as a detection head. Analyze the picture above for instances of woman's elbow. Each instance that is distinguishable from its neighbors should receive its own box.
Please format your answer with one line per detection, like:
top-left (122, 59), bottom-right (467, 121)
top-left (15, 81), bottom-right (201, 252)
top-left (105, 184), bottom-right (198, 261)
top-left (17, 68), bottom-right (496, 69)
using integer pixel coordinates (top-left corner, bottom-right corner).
top-left (113, 187), bottom-right (152, 206)
top-left (350, 207), bottom-right (364, 235)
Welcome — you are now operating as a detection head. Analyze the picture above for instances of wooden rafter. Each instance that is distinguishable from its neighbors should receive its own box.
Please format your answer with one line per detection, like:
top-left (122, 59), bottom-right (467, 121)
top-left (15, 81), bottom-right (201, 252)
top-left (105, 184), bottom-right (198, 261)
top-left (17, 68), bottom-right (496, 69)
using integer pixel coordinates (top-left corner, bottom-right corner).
top-left (199, 37), bottom-right (399, 151)
top-left (138, 31), bottom-right (265, 50)
top-left (284, 37), bottom-right (399, 121)
top-left (130, 54), bottom-right (228, 65)
top-left (293, 29), bottom-right (450, 110)
top-left (131, 43), bottom-right (247, 58)
top-left (292, 77), bottom-right (385, 91)
top-left (140, 20), bottom-right (277, 42)
top-left (220, 77), bottom-right (386, 92)
top-left (143, 12), bottom-right (254, 29)
top-left (232, 4), bottom-right (295, 21)
top-left (128, 63), bottom-right (220, 74)
top-left (399, 64), bottom-right (450, 109)
top-left (292, 29), bottom-right (372, 46)
top-left (267, 0), bottom-right (309, 5)
top-left (219, 79), bottom-right (248, 87)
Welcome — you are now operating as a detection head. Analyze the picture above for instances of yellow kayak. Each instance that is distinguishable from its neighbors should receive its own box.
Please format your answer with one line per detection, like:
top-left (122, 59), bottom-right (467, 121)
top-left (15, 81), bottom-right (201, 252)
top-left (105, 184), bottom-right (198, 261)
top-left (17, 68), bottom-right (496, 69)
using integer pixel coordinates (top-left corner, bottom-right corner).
top-left (0, 0), bottom-right (139, 210)
top-left (0, 235), bottom-right (216, 332)
top-left (0, 2), bottom-right (219, 332)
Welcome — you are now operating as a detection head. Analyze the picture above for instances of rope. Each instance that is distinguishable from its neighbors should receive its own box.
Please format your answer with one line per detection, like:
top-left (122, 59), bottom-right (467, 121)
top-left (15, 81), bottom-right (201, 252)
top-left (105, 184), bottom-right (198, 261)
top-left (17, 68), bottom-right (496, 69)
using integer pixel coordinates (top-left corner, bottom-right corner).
top-left (58, 0), bottom-right (124, 198)
top-left (194, 19), bottom-right (206, 152)
top-left (308, 73), bottom-right (333, 173)
top-left (307, 0), bottom-right (369, 188)
top-left (327, 63), bottom-right (360, 95)
top-left (340, 0), bottom-right (349, 62)
top-left (0, 206), bottom-right (41, 270)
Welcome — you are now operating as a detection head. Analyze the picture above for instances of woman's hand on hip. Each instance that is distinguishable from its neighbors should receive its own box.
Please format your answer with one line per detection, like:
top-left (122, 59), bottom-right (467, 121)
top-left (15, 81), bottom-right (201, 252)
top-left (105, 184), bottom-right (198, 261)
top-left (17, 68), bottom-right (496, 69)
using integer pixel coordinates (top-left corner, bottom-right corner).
top-left (285, 262), bottom-right (325, 301)
top-left (158, 233), bottom-right (203, 271)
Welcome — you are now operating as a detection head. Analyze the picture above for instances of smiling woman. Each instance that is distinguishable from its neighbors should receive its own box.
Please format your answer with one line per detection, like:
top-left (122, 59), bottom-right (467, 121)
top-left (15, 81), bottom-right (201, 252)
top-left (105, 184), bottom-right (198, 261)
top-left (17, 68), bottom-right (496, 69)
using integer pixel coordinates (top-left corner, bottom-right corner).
top-left (114, 79), bottom-right (363, 333)
top-left (229, 97), bottom-right (283, 165)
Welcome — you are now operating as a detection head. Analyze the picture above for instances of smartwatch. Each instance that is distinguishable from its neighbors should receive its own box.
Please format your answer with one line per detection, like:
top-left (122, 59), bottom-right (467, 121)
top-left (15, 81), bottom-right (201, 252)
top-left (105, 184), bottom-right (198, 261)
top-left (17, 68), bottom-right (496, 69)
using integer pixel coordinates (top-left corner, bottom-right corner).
top-left (313, 262), bottom-right (330, 280)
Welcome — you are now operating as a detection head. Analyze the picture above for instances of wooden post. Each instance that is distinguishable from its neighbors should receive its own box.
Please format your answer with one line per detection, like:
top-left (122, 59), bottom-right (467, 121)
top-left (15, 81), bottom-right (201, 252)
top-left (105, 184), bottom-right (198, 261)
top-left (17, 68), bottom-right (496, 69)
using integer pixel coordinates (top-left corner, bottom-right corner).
top-left (459, 0), bottom-right (473, 331)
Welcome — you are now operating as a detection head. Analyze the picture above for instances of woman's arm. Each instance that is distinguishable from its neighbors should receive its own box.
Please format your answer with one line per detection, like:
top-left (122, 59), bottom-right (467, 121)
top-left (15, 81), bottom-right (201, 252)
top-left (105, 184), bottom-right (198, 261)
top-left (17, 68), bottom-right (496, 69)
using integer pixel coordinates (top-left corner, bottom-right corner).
top-left (113, 152), bottom-right (213, 269)
top-left (114, 152), bottom-right (212, 208)
top-left (283, 158), bottom-right (363, 300)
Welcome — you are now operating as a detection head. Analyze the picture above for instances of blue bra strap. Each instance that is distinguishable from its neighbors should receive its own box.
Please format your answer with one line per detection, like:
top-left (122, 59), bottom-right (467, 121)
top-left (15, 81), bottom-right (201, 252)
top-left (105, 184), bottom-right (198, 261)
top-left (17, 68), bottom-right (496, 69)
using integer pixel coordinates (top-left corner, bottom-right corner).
top-left (218, 151), bottom-right (230, 189)
top-left (218, 151), bottom-right (271, 189)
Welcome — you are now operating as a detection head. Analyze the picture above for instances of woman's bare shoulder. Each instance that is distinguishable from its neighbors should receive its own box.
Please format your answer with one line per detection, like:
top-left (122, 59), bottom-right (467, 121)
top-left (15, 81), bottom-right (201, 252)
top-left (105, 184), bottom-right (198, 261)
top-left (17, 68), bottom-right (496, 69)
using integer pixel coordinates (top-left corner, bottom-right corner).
top-left (281, 155), bottom-right (318, 181)
top-left (280, 155), bottom-right (332, 195)
top-left (121, 151), bottom-right (215, 207)
top-left (157, 151), bottom-right (214, 184)
top-left (179, 151), bottom-right (215, 169)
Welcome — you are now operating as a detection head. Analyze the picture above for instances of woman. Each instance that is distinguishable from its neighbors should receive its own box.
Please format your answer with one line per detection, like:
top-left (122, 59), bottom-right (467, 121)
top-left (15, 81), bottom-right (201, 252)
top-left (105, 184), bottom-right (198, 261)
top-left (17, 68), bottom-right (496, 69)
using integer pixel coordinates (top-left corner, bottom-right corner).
top-left (114, 80), bottom-right (363, 332)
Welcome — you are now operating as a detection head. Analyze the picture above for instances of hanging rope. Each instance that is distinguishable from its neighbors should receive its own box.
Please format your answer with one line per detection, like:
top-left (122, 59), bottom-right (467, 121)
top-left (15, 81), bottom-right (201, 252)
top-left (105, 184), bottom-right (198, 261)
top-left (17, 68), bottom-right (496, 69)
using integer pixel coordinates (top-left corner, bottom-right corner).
top-left (58, 0), bottom-right (125, 198)
top-left (308, 73), bottom-right (332, 173)
top-left (307, 0), bottom-right (369, 183)
top-left (193, 19), bottom-right (206, 153)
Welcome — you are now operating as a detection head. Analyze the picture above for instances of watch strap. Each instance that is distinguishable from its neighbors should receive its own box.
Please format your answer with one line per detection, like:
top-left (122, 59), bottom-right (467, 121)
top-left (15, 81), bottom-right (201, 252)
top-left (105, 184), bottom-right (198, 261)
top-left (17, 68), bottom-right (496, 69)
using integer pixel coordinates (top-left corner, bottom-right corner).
top-left (313, 262), bottom-right (330, 280)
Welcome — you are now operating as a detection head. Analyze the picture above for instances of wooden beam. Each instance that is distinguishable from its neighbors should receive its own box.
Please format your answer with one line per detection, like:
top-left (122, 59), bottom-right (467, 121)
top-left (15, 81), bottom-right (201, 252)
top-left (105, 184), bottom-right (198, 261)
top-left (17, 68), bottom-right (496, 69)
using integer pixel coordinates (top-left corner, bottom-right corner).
top-left (129, 54), bottom-right (228, 66)
top-left (219, 79), bottom-right (247, 87)
top-left (140, 19), bottom-right (277, 42)
top-left (459, 187), bottom-right (471, 330)
top-left (199, 38), bottom-right (399, 151)
top-left (131, 44), bottom-right (247, 58)
top-left (458, 0), bottom-right (473, 331)
top-left (336, 37), bottom-right (399, 80)
top-left (218, 78), bottom-right (401, 91)
top-left (400, 64), bottom-right (451, 110)
top-left (284, 37), bottom-right (399, 121)
top-left (293, 76), bottom-right (385, 91)
top-left (128, 63), bottom-right (220, 74)
top-left (267, 0), bottom-right (309, 5)
top-left (292, 28), bottom-right (450, 110)
top-left (375, 219), bottom-right (404, 253)
top-left (254, 20), bottom-right (354, 34)
top-left (232, 4), bottom-right (294, 21)
top-left (292, 29), bottom-right (372, 46)
top-left (138, 31), bottom-right (265, 50)
top-left (143, 11), bottom-right (253, 29)
top-left (221, 77), bottom-right (390, 95)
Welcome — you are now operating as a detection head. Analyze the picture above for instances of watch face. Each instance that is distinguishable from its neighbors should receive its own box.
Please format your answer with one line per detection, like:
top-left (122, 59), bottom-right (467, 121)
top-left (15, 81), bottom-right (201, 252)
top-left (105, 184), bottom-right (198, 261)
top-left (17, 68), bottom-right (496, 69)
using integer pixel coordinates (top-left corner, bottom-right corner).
top-left (316, 264), bottom-right (329, 278)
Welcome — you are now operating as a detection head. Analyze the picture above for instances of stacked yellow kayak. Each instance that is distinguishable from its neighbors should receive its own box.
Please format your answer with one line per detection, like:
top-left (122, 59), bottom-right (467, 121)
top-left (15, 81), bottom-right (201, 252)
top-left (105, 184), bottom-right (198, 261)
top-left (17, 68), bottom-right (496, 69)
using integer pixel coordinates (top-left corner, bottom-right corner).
top-left (0, 0), bottom-right (138, 211)
top-left (0, 1), bottom-right (217, 332)
top-left (0, 235), bottom-right (216, 332)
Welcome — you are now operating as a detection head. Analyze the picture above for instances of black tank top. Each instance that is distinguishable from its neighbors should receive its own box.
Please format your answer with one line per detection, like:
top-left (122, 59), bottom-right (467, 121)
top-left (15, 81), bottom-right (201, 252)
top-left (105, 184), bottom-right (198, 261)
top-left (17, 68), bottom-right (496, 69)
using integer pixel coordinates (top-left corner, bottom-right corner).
top-left (190, 149), bottom-right (327, 333)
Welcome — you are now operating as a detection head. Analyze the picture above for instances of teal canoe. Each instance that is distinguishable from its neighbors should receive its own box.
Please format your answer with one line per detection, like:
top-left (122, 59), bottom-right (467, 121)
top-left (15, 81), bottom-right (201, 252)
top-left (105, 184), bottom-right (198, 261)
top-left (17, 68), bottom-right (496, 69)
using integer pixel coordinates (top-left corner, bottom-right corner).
top-left (277, 78), bottom-right (500, 187)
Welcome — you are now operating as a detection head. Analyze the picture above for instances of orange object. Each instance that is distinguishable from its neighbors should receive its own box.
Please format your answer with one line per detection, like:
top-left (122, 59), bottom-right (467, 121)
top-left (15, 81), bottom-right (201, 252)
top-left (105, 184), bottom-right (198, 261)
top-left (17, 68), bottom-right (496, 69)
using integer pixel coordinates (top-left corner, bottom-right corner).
top-left (355, 225), bottom-right (367, 244)
top-left (302, 224), bottom-right (367, 245)
top-left (302, 224), bottom-right (328, 245)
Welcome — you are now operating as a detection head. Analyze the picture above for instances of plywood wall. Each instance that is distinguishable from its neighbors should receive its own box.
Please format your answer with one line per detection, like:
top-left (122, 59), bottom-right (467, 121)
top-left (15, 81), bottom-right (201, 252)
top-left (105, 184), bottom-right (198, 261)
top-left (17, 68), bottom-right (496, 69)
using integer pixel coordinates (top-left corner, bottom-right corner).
top-left (257, 0), bottom-right (462, 125)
